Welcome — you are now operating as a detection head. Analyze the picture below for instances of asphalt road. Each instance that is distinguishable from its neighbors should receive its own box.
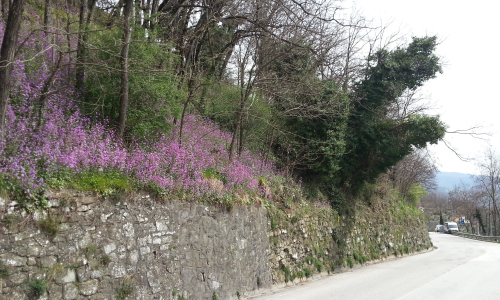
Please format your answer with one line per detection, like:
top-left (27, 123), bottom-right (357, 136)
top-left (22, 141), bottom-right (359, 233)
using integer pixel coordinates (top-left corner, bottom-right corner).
top-left (250, 233), bottom-right (500, 300)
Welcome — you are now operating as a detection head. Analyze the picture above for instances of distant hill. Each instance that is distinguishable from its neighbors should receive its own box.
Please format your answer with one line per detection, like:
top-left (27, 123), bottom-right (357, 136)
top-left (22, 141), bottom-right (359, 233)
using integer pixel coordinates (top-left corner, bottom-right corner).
top-left (435, 172), bottom-right (475, 193)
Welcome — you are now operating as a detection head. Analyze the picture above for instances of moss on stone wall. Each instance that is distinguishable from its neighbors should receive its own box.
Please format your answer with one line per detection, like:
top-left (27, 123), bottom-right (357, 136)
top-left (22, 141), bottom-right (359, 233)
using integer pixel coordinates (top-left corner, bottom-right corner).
top-left (267, 183), bottom-right (432, 285)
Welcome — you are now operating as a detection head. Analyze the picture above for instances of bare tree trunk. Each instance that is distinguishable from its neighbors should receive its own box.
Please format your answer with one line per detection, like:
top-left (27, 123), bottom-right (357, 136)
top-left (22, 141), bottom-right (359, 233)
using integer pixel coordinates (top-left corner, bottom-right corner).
top-left (65, 14), bottom-right (73, 85)
top-left (0, 0), bottom-right (25, 141)
top-left (178, 95), bottom-right (191, 143)
top-left (117, 0), bottom-right (133, 138)
top-left (178, 78), bottom-right (198, 143)
top-left (494, 200), bottom-right (498, 236)
top-left (238, 118), bottom-right (244, 156)
top-left (86, 0), bottom-right (96, 23)
top-left (229, 85), bottom-right (252, 160)
top-left (134, 0), bottom-right (141, 25)
top-left (228, 124), bottom-right (238, 161)
top-left (229, 62), bottom-right (246, 161)
top-left (44, 0), bottom-right (52, 47)
top-left (37, 52), bottom-right (63, 128)
top-left (149, 0), bottom-right (158, 29)
top-left (262, 127), bottom-right (275, 170)
top-left (143, 0), bottom-right (150, 28)
top-left (75, 0), bottom-right (88, 93)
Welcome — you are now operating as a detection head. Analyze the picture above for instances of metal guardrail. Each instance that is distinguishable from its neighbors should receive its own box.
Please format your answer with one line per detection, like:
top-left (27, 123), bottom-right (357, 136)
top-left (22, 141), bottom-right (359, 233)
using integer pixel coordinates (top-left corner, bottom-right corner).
top-left (454, 232), bottom-right (500, 243)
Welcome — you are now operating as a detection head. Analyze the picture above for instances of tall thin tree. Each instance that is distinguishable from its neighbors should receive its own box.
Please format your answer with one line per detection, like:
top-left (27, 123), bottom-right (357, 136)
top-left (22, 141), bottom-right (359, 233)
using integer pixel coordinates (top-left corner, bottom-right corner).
top-left (0, 0), bottom-right (26, 141)
top-left (75, 0), bottom-right (88, 93)
top-left (117, 0), bottom-right (133, 138)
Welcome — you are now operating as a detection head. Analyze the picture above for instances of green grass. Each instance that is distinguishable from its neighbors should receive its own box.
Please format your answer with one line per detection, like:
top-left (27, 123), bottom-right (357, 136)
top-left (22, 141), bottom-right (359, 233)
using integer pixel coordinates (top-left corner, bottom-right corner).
top-left (70, 171), bottom-right (131, 194)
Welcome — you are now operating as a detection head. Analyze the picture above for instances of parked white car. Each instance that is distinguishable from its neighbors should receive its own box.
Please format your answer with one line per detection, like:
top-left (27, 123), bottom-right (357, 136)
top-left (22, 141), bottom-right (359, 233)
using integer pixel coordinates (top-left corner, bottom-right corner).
top-left (444, 222), bottom-right (459, 234)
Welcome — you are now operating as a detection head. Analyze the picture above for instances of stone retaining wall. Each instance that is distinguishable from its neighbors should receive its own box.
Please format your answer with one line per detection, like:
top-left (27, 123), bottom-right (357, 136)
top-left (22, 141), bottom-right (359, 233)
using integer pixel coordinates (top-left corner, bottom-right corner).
top-left (267, 199), bottom-right (432, 284)
top-left (0, 190), bottom-right (431, 299)
top-left (0, 190), bottom-right (270, 300)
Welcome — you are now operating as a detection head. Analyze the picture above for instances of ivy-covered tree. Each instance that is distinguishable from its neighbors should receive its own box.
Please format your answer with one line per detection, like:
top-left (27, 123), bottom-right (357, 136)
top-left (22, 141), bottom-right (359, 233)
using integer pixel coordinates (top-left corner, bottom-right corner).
top-left (338, 36), bottom-right (446, 194)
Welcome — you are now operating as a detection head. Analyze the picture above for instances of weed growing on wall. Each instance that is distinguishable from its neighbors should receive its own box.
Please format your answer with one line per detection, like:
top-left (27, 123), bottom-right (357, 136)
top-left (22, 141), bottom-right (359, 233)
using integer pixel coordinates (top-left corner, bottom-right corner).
top-left (83, 245), bottom-right (112, 267)
top-left (0, 260), bottom-right (9, 278)
top-left (115, 278), bottom-right (133, 300)
top-left (281, 266), bottom-right (292, 283)
top-left (353, 251), bottom-right (366, 264)
top-left (39, 217), bottom-right (61, 238)
top-left (314, 260), bottom-right (324, 272)
top-left (346, 258), bottom-right (354, 268)
top-left (1, 213), bottom-right (18, 229)
top-left (28, 278), bottom-right (47, 297)
top-left (303, 268), bottom-right (312, 278)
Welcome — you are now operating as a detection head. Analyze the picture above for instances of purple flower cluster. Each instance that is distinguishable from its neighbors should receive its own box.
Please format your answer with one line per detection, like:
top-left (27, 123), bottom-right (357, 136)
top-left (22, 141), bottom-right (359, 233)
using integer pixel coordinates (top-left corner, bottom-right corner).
top-left (127, 115), bottom-right (276, 197)
top-left (0, 16), bottom-right (278, 201)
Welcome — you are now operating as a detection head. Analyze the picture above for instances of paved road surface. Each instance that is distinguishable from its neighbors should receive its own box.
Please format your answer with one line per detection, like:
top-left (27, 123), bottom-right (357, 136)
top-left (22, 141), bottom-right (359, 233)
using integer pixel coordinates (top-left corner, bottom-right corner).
top-left (250, 233), bottom-right (500, 300)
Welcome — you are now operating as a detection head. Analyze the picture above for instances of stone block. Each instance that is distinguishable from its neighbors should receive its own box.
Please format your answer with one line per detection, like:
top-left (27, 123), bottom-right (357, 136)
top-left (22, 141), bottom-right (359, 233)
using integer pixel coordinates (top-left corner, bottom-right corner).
top-left (48, 284), bottom-right (63, 299)
top-left (127, 250), bottom-right (138, 265)
top-left (103, 243), bottom-right (116, 255)
top-left (79, 279), bottom-right (99, 296)
top-left (9, 272), bottom-right (28, 285)
top-left (122, 223), bottom-right (134, 237)
top-left (90, 293), bottom-right (112, 300)
top-left (111, 264), bottom-right (126, 278)
top-left (27, 257), bottom-right (37, 266)
top-left (139, 246), bottom-right (150, 255)
top-left (40, 256), bottom-right (58, 268)
top-left (90, 269), bottom-right (103, 279)
top-left (76, 267), bottom-right (91, 282)
top-left (0, 253), bottom-right (27, 267)
top-left (7, 288), bottom-right (27, 300)
top-left (147, 270), bottom-right (162, 294)
top-left (57, 269), bottom-right (76, 284)
top-left (155, 221), bottom-right (169, 232)
top-left (63, 283), bottom-right (79, 300)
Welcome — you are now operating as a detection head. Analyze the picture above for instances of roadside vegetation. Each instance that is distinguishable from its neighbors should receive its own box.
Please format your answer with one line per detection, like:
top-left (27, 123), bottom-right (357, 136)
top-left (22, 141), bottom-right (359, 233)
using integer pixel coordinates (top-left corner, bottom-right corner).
top-left (0, 0), bottom-right (444, 214)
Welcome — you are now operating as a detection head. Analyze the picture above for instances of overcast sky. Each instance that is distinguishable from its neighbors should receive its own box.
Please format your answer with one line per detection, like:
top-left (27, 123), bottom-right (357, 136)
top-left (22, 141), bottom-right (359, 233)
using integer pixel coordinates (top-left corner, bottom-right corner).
top-left (346, 0), bottom-right (499, 175)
